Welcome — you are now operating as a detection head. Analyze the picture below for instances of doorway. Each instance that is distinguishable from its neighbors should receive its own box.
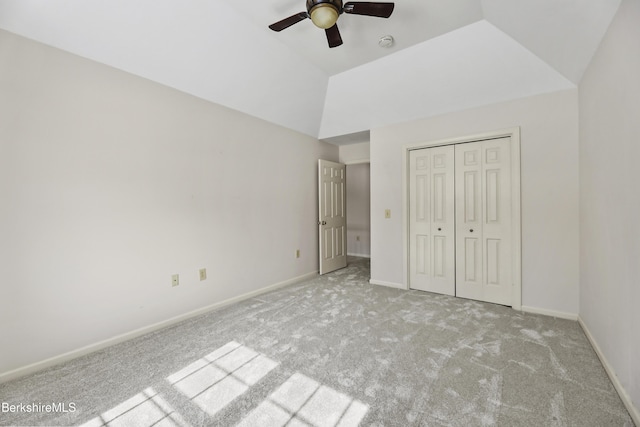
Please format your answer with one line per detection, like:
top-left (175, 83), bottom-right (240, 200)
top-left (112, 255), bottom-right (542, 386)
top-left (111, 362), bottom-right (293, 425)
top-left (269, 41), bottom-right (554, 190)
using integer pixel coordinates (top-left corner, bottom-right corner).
top-left (346, 163), bottom-right (371, 258)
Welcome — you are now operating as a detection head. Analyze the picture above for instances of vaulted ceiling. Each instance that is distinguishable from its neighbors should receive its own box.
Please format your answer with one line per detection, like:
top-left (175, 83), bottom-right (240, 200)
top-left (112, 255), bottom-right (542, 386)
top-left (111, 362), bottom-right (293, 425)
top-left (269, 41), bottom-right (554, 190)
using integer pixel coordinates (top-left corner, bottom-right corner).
top-left (0, 0), bottom-right (621, 144)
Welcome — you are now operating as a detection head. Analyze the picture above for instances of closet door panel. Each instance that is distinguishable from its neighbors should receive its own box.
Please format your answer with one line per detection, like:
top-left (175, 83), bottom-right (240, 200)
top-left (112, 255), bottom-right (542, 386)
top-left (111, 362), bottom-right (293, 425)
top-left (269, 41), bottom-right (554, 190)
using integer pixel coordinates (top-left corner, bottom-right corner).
top-left (481, 139), bottom-right (512, 305)
top-left (455, 143), bottom-right (484, 301)
top-left (455, 138), bottom-right (512, 305)
top-left (409, 146), bottom-right (455, 295)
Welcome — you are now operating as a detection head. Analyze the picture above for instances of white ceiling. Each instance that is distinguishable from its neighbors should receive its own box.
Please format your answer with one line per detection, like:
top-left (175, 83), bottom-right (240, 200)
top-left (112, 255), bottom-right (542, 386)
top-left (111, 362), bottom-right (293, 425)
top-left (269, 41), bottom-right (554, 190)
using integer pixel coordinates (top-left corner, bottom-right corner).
top-left (319, 20), bottom-right (576, 140)
top-left (233, 0), bottom-right (484, 76)
top-left (0, 0), bottom-right (622, 144)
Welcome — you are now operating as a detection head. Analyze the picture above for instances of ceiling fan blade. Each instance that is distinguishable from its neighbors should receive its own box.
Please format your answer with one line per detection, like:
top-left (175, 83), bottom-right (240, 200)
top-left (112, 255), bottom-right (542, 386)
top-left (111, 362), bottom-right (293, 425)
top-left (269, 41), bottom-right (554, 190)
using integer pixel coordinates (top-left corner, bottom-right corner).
top-left (325, 24), bottom-right (343, 48)
top-left (269, 12), bottom-right (308, 32)
top-left (343, 2), bottom-right (395, 18)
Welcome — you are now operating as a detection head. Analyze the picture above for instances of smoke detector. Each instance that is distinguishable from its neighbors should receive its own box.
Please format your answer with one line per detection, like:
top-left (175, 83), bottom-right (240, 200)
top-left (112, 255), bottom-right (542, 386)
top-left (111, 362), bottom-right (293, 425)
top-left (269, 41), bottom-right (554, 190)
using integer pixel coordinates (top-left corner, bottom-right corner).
top-left (378, 35), bottom-right (394, 48)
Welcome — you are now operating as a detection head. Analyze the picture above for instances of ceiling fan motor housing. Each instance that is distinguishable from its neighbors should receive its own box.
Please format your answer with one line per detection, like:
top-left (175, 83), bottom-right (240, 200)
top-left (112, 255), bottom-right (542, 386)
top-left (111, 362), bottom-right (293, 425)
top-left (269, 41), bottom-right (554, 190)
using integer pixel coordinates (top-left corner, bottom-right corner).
top-left (306, 0), bottom-right (344, 14)
top-left (307, 0), bottom-right (344, 28)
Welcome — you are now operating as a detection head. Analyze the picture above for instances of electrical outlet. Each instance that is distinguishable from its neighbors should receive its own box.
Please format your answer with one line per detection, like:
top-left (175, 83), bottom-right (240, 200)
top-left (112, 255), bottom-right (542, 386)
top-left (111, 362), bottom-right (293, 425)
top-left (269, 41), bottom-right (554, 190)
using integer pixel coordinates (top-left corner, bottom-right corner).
top-left (295, 249), bottom-right (300, 258)
top-left (172, 274), bottom-right (179, 287)
top-left (199, 268), bottom-right (207, 281)
top-left (385, 209), bottom-right (391, 219)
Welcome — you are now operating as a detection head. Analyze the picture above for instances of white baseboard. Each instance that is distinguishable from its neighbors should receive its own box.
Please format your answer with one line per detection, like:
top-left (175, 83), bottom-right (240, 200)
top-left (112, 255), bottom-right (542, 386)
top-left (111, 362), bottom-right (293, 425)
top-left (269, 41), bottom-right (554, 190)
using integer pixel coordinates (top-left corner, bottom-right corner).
top-left (369, 279), bottom-right (407, 290)
top-left (0, 271), bottom-right (318, 384)
top-left (347, 252), bottom-right (370, 258)
top-left (519, 305), bottom-right (578, 321)
top-left (578, 317), bottom-right (640, 426)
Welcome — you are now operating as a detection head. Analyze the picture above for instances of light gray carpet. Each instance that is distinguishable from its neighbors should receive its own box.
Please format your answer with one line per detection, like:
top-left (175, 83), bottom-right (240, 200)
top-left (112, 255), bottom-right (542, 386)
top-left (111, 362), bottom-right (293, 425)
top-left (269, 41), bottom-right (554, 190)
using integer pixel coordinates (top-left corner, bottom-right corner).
top-left (0, 257), bottom-right (634, 426)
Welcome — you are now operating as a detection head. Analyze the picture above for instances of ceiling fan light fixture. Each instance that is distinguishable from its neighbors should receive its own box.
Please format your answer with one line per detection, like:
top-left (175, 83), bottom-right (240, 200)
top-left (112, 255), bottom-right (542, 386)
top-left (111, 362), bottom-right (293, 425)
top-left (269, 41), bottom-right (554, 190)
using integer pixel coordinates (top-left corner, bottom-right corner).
top-left (310, 4), bottom-right (339, 29)
top-left (269, 0), bottom-right (395, 48)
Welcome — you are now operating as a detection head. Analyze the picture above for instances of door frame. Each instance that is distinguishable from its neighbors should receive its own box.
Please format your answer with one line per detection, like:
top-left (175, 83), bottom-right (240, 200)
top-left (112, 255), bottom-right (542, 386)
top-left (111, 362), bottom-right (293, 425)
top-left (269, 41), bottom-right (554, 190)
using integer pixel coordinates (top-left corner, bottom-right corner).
top-left (402, 127), bottom-right (522, 310)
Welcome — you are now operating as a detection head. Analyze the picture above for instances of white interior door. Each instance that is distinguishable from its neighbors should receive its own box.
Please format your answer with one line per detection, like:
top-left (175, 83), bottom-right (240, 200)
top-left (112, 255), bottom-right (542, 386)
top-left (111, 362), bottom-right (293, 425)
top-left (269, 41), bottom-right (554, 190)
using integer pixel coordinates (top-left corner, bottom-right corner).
top-left (408, 137), bottom-right (514, 306)
top-left (455, 138), bottom-right (512, 305)
top-left (318, 159), bottom-right (347, 275)
top-left (408, 146), bottom-right (456, 295)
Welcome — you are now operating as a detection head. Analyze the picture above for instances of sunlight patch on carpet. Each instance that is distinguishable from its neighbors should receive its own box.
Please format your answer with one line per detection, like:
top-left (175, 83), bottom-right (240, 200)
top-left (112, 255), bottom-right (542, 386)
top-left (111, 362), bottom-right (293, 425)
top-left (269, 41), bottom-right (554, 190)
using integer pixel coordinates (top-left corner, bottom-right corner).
top-left (80, 387), bottom-right (188, 427)
top-left (238, 372), bottom-right (369, 427)
top-left (167, 341), bottom-right (279, 417)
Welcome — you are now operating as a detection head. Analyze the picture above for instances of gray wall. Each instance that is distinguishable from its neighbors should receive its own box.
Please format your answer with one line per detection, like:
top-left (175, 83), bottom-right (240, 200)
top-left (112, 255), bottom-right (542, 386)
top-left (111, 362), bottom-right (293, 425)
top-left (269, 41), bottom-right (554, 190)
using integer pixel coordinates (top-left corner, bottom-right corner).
top-left (0, 31), bottom-right (337, 376)
top-left (370, 89), bottom-right (580, 317)
top-left (579, 0), bottom-right (640, 416)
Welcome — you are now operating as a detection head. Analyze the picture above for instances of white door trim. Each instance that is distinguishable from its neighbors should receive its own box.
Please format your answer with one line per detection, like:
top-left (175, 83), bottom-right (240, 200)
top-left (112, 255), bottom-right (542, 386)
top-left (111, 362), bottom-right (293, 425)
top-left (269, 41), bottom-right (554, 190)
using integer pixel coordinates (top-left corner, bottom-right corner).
top-left (402, 127), bottom-right (522, 310)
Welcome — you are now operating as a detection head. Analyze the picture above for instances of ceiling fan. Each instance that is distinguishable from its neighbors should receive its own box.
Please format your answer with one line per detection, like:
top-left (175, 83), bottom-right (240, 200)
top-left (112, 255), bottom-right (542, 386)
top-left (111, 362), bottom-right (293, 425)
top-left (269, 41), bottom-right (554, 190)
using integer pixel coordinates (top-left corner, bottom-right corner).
top-left (269, 0), bottom-right (395, 48)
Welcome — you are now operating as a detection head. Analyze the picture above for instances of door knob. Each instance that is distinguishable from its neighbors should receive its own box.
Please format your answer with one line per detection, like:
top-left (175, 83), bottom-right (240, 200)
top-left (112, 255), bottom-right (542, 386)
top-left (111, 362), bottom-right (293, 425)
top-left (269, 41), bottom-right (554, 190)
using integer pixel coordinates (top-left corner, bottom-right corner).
top-left (438, 228), bottom-right (442, 231)
top-left (470, 229), bottom-right (474, 232)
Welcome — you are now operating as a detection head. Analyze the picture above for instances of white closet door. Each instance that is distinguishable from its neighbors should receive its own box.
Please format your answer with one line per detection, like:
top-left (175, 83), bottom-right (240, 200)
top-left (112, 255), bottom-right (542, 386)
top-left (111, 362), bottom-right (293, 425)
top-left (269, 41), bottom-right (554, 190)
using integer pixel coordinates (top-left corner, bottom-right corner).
top-left (455, 138), bottom-right (512, 305)
top-left (409, 145), bottom-right (455, 295)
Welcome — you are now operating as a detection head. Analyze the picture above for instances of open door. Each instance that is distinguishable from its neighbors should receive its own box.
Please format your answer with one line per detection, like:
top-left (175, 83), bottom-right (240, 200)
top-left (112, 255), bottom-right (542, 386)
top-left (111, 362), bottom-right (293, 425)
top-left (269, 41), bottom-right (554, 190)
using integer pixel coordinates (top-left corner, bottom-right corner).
top-left (318, 159), bottom-right (347, 274)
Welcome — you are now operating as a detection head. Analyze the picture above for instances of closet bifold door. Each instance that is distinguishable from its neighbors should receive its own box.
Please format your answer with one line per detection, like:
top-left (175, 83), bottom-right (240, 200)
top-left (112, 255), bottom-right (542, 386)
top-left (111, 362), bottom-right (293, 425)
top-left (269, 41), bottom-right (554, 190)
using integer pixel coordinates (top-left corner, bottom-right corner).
top-left (455, 138), bottom-right (512, 305)
top-left (408, 145), bottom-right (455, 295)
